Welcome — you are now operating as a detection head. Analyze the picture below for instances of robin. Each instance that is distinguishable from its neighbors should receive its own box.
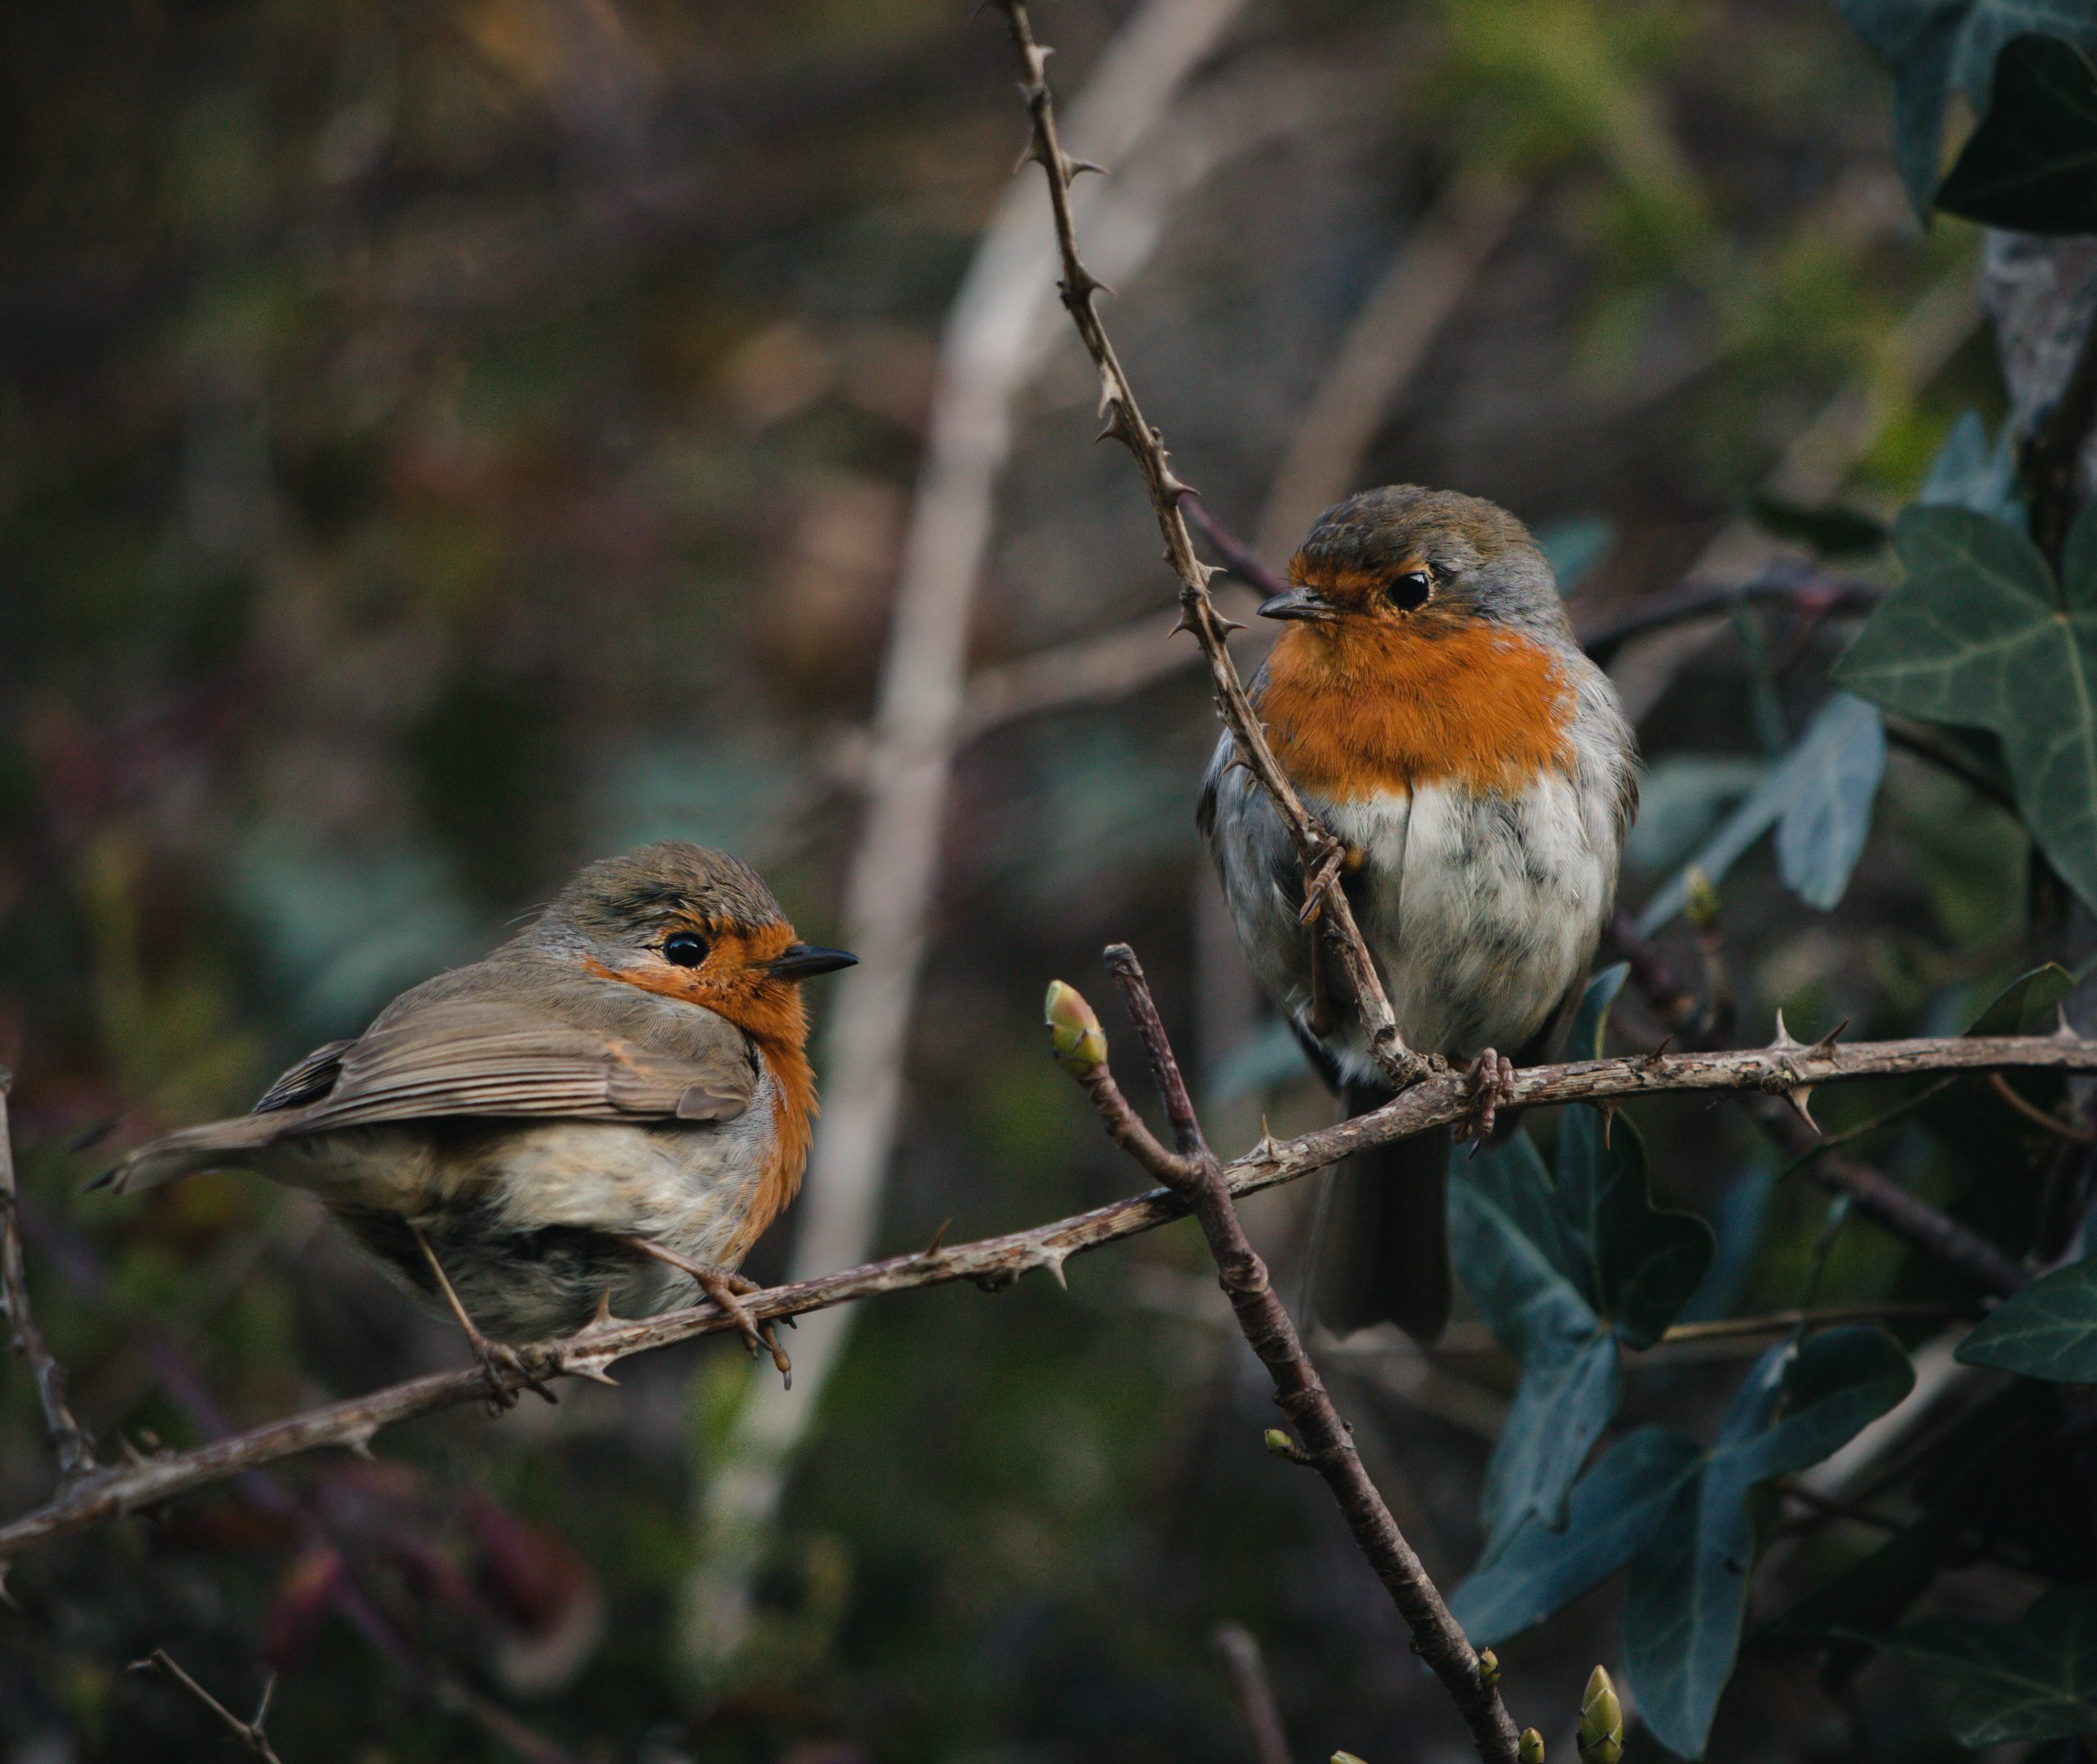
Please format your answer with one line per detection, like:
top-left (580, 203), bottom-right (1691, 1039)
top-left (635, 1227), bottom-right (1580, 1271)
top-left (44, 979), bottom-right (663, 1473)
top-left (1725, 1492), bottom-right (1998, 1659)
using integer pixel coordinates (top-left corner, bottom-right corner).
top-left (96, 843), bottom-right (855, 1400)
top-left (1200, 486), bottom-right (1637, 1342)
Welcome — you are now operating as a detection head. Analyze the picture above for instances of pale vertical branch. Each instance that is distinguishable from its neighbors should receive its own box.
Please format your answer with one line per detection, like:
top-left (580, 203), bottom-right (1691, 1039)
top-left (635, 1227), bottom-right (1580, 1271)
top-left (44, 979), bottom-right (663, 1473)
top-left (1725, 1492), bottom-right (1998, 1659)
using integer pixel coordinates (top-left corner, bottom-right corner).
top-left (1253, 166), bottom-right (1529, 563)
top-left (1215, 1622), bottom-right (1294, 1764)
top-left (675, 0), bottom-right (1257, 1678)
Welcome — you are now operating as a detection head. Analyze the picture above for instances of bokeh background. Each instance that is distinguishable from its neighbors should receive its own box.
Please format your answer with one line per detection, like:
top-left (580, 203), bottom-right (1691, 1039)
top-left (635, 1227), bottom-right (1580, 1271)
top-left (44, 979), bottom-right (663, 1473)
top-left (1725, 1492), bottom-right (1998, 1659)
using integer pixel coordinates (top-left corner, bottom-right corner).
top-left (0, 0), bottom-right (2034, 1759)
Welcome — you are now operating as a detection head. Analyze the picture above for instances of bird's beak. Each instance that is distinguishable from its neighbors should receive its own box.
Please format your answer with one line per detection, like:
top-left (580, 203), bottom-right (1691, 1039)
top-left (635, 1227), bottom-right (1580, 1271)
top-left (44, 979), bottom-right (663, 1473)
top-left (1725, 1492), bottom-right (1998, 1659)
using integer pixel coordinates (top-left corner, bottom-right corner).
top-left (766, 943), bottom-right (859, 980)
top-left (1257, 585), bottom-right (1338, 622)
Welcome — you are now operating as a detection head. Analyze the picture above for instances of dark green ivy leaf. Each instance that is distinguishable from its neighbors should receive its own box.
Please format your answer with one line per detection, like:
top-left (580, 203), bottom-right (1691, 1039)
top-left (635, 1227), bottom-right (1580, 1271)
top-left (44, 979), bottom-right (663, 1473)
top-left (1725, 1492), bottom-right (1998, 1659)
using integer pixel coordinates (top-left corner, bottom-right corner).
top-left (1452, 1115), bottom-right (1712, 1548)
top-left (1838, 0), bottom-right (2097, 212)
top-left (1957, 1257), bottom-right (2097, 1380)
top-left (1873, 1587), bottom-right (2097, 1744)
top-left (1452, 1330), bottom-right (1916, 1755)
top-left (1835, 504), bottom-right (2097, 915)
top-left (1452, 1427), bottom-right (1704, 1644)
top-left (1623, 1329), bottom-right (1918, 1758)
top-left (1937, 34), bottom-right (2097, 232)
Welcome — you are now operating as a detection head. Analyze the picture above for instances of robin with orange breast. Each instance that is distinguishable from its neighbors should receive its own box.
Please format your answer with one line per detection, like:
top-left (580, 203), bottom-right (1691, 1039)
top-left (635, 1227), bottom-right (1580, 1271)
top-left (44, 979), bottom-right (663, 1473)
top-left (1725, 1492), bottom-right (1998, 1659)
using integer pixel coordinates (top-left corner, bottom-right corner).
top-left (1201, 486), bottom-right (1637, 1342)
top-left (97, 843), bottom-right (855, 1401)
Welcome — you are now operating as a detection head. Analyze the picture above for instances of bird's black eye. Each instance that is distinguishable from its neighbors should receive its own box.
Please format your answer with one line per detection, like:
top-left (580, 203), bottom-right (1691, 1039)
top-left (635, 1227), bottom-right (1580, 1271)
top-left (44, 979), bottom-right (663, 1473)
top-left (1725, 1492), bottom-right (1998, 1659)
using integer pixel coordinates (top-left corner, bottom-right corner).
top-left (663, 931), bottom-right (709, 968)
top-left (1387, 570), bottom-right (1433, 611)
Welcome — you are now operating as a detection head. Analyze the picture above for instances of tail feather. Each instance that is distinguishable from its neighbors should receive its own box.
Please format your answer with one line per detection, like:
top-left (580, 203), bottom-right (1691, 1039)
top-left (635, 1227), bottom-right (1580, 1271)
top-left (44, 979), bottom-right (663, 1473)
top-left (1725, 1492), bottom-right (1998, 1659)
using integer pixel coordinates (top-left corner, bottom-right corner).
top-left (92, 1116), bottom-right (279, 1196)
top-left (1309, 1086), bottom-right (1452, 1343)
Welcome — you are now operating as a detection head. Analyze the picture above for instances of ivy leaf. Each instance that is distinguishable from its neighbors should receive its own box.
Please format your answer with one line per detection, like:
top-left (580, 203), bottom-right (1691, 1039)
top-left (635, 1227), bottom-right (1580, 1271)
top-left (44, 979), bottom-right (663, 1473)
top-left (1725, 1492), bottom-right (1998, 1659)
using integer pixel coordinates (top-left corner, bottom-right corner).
top-left (1838, 0), bottom-right (2097, 212)
top-left (1873, 1587), bottom-right (2097, 1744)
top-left (1566, 961), bottom-right (1628, 1061)
top-left (1637, 694), bottom-right (1888, 932)
top-left (1836, 503), bottom-right (2097, 915)
top-left (1452, 1427), bottom-right (1704, 1644)
top-left (1936, 34), bottom-right (2097, 232)
top-left (1956, 1257), bottom-right (2097, 1379)
top-left (1452, 1330), bottom-right (1916, 1750)
top-left (1775, 694), bottom-right (1888, 911)
top-left (1919, 409), bottom-right (2023, 524)
top-left (1623, 1329), bottom-right (1918, 1758)
top-left (1452, 1117), bottom-right (1712, 1546)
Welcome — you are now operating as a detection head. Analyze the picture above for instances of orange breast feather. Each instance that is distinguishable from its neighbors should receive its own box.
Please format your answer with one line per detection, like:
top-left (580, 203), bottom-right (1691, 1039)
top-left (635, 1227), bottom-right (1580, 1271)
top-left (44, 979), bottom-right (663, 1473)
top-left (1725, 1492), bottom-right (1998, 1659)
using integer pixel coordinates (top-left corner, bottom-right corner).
top-left (1257, 616), bottom-right (1574, 801)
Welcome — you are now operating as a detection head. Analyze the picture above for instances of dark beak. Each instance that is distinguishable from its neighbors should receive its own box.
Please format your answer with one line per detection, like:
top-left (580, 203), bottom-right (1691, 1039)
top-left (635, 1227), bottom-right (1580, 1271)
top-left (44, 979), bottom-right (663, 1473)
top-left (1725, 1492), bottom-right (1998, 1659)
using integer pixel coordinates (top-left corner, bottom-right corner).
top-left (766, 943), bottom-right (858, 980)
top-left (1257, 586), bottom-right (1338, 622)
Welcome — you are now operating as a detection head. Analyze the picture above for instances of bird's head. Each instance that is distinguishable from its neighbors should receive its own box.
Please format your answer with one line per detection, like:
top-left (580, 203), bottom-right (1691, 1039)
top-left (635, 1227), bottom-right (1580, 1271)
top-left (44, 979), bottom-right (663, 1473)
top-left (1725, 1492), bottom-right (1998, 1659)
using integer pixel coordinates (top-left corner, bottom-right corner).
top-left (533, 841), bottom-right (855, 1046)
top-left (1259, 486), bottom-right (1566, 641)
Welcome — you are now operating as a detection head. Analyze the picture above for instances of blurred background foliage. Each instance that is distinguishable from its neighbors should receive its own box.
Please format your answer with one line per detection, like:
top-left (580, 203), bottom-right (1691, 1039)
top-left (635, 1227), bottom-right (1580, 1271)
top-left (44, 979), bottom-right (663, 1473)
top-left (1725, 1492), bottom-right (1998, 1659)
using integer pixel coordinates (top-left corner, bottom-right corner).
top-left (0, 0), bottom-right (2068, 1758)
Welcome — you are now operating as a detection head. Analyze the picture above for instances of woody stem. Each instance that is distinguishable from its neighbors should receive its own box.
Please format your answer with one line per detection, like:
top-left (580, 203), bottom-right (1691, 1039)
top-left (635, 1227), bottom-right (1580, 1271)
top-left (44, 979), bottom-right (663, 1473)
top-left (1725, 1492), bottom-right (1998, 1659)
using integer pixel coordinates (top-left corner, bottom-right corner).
top-left (989, 0), bottom-right (1422, 1091)
top-left (0, 1071), bottom-right (96, 1487)
top-left (1094, 945), bottom-right (1522, 1764)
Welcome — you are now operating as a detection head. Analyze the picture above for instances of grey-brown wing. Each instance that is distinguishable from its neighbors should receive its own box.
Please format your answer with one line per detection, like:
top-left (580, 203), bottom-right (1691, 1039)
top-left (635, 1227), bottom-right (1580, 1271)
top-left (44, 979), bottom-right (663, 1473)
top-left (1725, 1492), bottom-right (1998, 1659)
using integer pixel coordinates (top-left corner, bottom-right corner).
top-left (254, 1039), bottom-right (355, 1114)
top-left (281, 999), bottom-right (757, 1132)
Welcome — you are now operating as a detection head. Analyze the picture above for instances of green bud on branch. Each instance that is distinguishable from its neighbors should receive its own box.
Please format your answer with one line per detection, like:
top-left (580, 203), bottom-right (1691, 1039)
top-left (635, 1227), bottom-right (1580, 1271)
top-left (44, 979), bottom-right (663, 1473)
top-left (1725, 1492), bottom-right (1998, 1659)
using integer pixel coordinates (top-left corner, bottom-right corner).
top-left (1263, 1427), bottom-right (1313, 1465)
top-left (1520, 1730), bottom-right (1546, 1764)
top-left (1578, 1665), bottom-right (1623, 1764)
top-left (1044, 980), bottom-right (1108, 1077)
top-left (1478, 1647), bottom-right (1500, 1691)
top-left (1683, 865), bottom-right (1721, 932)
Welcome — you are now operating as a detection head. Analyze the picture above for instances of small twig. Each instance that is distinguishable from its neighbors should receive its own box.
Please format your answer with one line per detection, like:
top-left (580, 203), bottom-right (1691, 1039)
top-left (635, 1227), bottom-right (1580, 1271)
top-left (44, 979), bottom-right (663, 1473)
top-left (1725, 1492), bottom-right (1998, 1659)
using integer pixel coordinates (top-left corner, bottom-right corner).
top-left (1574, 569), bottom-right (1886, 663)
top-left (132, 1650), bottom-right (286, 1763)
top-left (0, 1071), bottom-right (96, 1486)
top-left (1184, 495), bottom-right (1293, 599)
top-left (1884, 721), bottom-right (2019, 814)
top-left (1758, 1101), bottom-right (2029, 1298)
top-left (1215, 1622), bottom-right (1294, 1764)
top-left (1094, 945), bottom-right (1523, 1764)
top-left (1606, 937), bottom-right (2031, 1297)
top-left (1607, 911), bottom-right (1699, 1040)
top-left (991, 0), bottom-right (1424, 1091)
top-left (1989, 1071), bottom-right (2097, 1145)
top-left (1656, 1300), bottom-right (1975, 1345)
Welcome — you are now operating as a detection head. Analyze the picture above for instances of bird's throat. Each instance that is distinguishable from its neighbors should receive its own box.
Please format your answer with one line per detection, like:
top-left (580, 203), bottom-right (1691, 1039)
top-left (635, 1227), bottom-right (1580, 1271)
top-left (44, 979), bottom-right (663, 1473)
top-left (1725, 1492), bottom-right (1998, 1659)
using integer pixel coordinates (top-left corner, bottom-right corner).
top-left (1259, 618), bottom-right (1574, 800)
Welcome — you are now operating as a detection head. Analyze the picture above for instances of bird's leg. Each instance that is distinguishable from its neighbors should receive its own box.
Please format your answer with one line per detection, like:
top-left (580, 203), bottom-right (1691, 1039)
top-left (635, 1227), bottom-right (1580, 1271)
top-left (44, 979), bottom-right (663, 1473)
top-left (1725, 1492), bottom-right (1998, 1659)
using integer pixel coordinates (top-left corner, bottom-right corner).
top-left (1452, 1049), bottom-right (1518, 1144)
top-left (411, 1228), bottom-right (556, 1412)
top-left (618, 1237), bottom-right (791, 1386)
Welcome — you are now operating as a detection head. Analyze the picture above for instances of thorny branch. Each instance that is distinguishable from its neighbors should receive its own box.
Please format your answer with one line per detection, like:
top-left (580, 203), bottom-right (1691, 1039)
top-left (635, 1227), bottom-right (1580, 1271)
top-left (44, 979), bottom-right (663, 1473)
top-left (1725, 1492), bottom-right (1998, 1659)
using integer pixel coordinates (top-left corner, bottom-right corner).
top-left (131, 1651), bottom-right (285, 1764)
top-left (3, 1025), bottom-right (2092, 1564)
top-left (1605, 914), bottom-right (2031, 1297)
top-left (0, 1071), bottom-right (95, 1486)
top-left (990, 0), bottom-right (1426, 1088)
top-left (1090, 945), bottom-right (1524, 1764)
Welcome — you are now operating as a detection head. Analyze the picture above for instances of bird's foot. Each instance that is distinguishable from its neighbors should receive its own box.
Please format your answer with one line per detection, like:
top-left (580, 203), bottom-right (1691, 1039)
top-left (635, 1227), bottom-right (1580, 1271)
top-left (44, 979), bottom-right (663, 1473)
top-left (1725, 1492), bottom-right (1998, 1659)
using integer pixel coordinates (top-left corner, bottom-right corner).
top-left (464, 1327), bottom-right (558, 1414)
top-left (693, 1264), bottom-right (793, 1388)
top-left (411, 1224), bottom-right (555, 1413)
top-left (619, 1237), bottom-right (790, 1386)
top-left (1452, 1049), bottom-right (1517, 1144)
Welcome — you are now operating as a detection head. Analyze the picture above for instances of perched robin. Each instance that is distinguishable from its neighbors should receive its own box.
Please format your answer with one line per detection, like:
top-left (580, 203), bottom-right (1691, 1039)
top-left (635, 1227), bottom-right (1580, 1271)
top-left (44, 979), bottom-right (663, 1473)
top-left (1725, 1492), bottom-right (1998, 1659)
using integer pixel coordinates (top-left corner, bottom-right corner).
top-left (1200, 486), bottom-right (1637, 1342)
top-left (96, 843), bottom-right (855, 1399)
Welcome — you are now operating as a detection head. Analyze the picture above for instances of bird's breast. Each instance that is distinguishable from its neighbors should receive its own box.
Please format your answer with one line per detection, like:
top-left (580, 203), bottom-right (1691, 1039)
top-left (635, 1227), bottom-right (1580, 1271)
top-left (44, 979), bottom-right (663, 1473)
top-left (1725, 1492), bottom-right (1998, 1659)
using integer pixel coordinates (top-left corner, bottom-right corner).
top-left (1258, 621), bottom-right (1575, 803)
